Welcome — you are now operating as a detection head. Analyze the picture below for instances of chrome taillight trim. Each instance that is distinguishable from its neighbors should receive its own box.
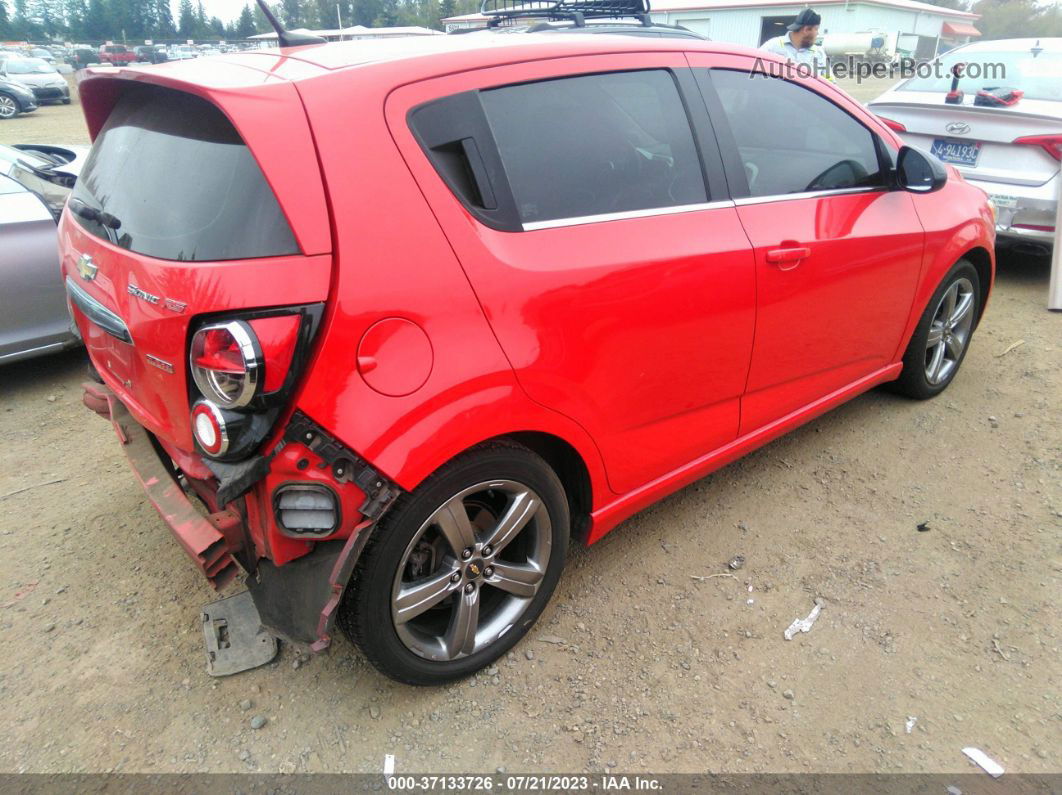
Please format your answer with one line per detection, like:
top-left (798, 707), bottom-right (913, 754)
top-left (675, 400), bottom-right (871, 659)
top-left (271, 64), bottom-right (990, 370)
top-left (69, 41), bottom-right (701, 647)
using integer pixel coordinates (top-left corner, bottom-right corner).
top-left (189, 320), bottom-right (261, 409)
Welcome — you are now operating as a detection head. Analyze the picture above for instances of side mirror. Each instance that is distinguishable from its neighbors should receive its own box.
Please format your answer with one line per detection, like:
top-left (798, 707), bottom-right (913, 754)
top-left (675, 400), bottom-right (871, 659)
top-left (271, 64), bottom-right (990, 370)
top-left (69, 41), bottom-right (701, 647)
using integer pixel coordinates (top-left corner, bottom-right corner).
top-left (896, 145), bottom-right (947, 193)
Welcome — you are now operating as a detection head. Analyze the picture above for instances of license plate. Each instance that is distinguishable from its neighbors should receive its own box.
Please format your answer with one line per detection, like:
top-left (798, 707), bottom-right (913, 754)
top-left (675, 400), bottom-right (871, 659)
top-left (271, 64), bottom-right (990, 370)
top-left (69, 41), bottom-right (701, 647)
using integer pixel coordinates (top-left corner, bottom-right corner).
top-left (930, 138), bottom-right (982, 166)
top-left (989, 194), bottom-right (1018, 210)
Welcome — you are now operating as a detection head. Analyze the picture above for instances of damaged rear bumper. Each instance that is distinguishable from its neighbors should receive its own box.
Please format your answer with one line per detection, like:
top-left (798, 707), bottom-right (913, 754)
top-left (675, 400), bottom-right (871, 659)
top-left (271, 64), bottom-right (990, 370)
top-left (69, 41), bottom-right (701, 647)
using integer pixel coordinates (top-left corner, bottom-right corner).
top-left (82, 381), bottom-right (390, 651)
top-left (83, 381), bottom-right (240, 590)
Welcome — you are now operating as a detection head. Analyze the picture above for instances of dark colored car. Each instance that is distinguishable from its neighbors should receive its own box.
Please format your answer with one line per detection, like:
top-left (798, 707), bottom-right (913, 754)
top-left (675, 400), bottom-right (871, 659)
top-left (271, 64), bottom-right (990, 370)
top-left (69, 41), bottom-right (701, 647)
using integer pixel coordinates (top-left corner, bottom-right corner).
top-left (68, 48), bottom-right (98, 70)
top-left (0, 76), bottom-right (39, 119)
top-left (134, 45), bottom-right (169, 64)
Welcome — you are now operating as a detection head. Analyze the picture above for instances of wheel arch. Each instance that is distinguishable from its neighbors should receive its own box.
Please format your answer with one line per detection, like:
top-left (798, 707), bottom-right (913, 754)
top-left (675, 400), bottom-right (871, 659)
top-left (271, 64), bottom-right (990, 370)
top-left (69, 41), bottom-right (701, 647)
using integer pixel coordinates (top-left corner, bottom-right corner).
top-left (961, 245), bottom-right (994, 326)
top-left (500, 431), bottom-right (594, 546)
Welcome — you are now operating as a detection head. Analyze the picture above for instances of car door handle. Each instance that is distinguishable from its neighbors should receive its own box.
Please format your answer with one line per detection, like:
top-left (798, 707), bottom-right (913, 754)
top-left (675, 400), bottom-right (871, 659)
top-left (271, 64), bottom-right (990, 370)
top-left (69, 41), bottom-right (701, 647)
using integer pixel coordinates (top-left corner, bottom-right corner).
top-left (766, 247), bottom-right (811, 269)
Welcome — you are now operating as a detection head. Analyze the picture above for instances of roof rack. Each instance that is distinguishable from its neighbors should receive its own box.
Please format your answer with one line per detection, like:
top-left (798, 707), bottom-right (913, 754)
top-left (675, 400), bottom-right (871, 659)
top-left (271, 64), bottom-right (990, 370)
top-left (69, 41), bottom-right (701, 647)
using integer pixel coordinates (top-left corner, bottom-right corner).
top-left (480, 0), bottom-right (652, 28)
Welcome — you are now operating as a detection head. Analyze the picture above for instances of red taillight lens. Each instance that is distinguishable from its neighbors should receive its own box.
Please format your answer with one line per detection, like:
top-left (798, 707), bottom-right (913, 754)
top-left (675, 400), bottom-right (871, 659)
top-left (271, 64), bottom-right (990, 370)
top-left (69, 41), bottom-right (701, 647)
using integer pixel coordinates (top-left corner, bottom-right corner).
top-left (1013, 134), bottom-right (1062, 162)
top-left (189, 321), bottom-right (260, 408)
top-left (247, 315), bottom-right (301, 393)
top-left (876, 116), bottom-right (907, 133)
top-left (191, 400), bottom-right (228, 455)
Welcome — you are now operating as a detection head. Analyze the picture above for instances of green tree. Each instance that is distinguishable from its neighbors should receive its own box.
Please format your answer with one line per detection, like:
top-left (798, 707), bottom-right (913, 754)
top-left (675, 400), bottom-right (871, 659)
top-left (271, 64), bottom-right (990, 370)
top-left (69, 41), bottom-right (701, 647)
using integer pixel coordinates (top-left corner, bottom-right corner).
top-left (0, 0), bottom-right (11, 37)
top-left (280, 0), bottom-right (300, 26)
top-left (155, 0), bottom-right (175, 36)
top-left (251, 0), bottom-right (273, 31)
top-left (208, 13), bottom-right (223, 36)
top-left (439, 0), bottom-right (455, 21)
top-left (971, 0), bottom-right (1062, 38)
top-left (235, 2), bottom-right (255, 36)
top-left (83, 0), bottom-right (106, 37)
top-left (177, 0), bottom-right (195, 37)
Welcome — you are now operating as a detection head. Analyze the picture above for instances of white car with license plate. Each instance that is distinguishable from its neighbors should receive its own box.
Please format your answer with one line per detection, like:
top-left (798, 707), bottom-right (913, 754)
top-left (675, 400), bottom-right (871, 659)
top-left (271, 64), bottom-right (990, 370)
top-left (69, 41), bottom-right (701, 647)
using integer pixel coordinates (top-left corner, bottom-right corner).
top-left (869, 38), bottom-right (1061, 255)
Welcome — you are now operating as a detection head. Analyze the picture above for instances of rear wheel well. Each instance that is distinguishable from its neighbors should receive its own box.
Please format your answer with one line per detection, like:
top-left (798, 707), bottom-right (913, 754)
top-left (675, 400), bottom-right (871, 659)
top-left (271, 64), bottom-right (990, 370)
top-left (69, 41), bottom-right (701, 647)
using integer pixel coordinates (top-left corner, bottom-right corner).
top-left (500, 432), bottom-right (593, 545)
top-left (962, 247), bottom-right (992, 326)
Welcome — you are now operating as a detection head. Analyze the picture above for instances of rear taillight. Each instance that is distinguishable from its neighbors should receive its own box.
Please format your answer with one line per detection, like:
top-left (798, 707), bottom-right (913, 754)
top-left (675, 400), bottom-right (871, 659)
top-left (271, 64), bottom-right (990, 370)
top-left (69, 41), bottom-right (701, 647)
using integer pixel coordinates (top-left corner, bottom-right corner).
top-left (186, 305), bottom-right (323, 461)
top-left (190, 321), bottom-right (261, 408)
top-left (876, 116), bottom-right (907, 133)
top-left (1013, 134), bottom-right (1062, 162)
top-left (191, 400), bottom-right (229, 455)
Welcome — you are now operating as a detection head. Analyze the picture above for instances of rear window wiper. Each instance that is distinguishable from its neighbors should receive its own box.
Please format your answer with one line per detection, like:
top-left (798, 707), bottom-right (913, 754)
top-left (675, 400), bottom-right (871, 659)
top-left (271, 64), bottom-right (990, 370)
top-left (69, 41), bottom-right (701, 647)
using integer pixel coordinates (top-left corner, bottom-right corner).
top-left (69, 196), bottom-right (122, 229)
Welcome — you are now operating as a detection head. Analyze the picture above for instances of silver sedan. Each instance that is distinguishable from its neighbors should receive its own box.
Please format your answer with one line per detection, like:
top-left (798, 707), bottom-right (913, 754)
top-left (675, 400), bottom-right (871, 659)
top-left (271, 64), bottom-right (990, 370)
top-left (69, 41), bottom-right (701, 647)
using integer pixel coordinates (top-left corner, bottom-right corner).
top-left (0, 144), bottom-right (87, 364)
top-left (869, 38), bottom-right (1061, 255)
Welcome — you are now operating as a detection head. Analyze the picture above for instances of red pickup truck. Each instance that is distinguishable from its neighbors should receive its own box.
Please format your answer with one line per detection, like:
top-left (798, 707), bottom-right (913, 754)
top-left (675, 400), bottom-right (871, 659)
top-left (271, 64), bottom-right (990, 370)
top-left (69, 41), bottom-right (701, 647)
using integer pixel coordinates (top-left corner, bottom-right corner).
top-left (98, 44), bottom-right (136, 65)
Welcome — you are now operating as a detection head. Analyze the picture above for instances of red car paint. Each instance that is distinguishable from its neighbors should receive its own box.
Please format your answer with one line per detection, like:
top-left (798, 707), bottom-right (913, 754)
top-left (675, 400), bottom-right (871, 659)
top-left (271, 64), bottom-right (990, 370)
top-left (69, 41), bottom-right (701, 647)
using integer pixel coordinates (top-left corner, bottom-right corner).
top-left (97, 45), bottom-right (138, 66)
top-left (61, 36), bottom-right (994, 647)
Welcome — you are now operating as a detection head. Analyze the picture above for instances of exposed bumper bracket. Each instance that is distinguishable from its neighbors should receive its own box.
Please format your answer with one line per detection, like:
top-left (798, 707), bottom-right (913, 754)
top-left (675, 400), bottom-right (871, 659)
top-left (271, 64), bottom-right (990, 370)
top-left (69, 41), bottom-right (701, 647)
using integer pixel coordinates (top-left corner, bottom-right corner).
top-left (82, 381), bottom-right (240, 589)
top-left (202, 590), bottom-right (279, 676)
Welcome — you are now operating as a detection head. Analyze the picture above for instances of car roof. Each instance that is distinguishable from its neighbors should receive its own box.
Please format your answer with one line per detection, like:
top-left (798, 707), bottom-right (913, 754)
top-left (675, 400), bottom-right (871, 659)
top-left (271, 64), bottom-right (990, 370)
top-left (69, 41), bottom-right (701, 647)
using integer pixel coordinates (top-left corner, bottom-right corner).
top-left (235, 31), bottom-right (741, 73)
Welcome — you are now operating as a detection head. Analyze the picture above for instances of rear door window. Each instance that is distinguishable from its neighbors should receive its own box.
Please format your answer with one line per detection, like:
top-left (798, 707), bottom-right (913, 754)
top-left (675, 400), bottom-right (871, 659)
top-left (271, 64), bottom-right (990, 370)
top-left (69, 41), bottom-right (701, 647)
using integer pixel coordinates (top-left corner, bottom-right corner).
top-left (478, 70), bottom-right (707, 224)
top-left (70, 85), bottom-right (298, 261)
top-left (709, 69), bottom-right (883, 198)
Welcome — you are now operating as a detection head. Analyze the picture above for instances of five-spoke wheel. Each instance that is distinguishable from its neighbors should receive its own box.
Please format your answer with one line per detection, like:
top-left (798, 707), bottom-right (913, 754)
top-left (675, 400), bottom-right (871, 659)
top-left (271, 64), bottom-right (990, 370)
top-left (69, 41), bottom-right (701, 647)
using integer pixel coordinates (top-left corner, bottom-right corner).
top-left (339, 443), bottom-right (568, 685)
top-left (391, 480), bottom-right (551, 662)
top-left (893, 260), bottom-right (981, 399)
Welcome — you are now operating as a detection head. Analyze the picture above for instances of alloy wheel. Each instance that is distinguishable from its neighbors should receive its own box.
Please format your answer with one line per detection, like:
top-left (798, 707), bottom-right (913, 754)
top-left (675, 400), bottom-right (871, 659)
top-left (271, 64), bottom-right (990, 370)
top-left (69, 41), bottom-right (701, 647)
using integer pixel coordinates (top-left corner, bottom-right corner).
top-left (0, 95), bottom-right (17, 119)
top-left (390, 479), bottom-right (551, 662)
top-left (924, 276), bottom-right (975, 386)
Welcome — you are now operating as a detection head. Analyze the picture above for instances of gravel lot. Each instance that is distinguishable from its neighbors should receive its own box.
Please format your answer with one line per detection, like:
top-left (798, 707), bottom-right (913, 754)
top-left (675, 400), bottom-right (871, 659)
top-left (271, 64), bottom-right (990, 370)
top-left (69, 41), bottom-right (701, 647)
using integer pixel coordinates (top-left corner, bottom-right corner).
top-left (0, 72), bottom-right (1059, 776)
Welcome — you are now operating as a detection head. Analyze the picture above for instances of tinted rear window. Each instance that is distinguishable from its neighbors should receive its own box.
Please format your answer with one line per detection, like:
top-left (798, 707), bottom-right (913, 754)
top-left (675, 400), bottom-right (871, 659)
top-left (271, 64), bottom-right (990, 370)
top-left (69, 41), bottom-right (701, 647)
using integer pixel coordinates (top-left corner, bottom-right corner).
top-left (71, 86), bottom-right (298, 261)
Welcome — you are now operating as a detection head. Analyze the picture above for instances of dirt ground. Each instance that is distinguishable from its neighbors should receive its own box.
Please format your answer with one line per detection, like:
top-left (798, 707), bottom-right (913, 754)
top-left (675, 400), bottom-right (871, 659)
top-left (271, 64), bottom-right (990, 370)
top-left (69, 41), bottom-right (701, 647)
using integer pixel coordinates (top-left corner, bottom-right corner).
top-left (0, 73), bottom-right (1059, 777)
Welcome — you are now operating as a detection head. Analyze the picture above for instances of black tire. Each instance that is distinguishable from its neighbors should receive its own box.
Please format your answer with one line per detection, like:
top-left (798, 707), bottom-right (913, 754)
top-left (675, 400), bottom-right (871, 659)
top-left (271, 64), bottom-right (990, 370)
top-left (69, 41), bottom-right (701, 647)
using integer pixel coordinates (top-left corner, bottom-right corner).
top-left (0, 92), bottom-right (21, 120)
top-left (62, 98), bottom-right (71, 105)
top-left (339, 441), bottom-right (569, 685)
top-left (891, 259), bottom-right (980, 400)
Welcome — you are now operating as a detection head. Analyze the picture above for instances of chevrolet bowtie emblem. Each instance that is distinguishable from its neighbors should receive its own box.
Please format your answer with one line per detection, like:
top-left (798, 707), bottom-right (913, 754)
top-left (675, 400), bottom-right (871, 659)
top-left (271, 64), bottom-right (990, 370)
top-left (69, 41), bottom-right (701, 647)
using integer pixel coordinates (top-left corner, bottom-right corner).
top-left (76, 253), bottom-right (98, 281)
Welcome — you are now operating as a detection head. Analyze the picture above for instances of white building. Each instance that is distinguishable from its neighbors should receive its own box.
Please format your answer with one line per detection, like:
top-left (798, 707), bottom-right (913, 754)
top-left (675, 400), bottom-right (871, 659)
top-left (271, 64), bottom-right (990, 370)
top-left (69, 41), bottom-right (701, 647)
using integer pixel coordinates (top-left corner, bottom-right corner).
top-left (443, 0), bottom-right (980, 59)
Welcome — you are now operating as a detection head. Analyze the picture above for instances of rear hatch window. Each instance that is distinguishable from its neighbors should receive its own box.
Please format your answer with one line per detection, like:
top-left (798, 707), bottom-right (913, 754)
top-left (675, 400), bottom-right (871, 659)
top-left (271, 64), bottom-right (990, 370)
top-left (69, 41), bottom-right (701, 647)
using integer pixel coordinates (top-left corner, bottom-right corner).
top-left (70, 85), bottom-right (299, 261)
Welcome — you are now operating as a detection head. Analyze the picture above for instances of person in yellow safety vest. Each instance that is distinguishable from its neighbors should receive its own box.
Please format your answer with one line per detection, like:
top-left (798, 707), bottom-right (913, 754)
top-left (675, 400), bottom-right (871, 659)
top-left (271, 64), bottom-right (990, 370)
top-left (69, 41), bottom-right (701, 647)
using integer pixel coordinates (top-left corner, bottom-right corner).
top-left (760, 9), bottom-right (830, 80)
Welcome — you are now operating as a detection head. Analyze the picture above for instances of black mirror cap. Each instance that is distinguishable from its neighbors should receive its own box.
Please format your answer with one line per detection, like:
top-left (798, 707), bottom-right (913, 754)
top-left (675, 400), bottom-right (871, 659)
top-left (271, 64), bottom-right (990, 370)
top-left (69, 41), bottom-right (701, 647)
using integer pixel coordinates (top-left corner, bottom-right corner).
top-left (896, 145), bottom-right (948, 194)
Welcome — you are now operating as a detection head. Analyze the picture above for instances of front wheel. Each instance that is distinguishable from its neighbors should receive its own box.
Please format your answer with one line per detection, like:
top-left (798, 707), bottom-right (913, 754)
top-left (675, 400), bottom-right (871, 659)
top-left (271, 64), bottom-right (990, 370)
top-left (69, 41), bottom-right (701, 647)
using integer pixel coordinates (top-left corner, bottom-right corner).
top-left (0, 93), bottom-right (20, 120)
top-left (338, 442), bottom-right (569, 685)
top-left (891, 260), bottom-right (981, 399)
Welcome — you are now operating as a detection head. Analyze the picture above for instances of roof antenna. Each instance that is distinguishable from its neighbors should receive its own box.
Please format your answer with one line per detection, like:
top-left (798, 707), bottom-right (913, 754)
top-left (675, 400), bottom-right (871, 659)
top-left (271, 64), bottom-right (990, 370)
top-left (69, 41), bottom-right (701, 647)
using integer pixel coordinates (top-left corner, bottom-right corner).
top-left (254, 0), bottom-right (327, 47)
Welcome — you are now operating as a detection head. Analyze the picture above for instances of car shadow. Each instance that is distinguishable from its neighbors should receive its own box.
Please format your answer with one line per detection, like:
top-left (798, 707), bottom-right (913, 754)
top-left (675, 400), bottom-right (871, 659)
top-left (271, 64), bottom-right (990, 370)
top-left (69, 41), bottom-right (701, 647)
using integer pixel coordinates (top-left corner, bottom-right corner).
top-left (995, 247), bottom-right (1052, 287)
top-left (0, 347), bottom-right (88, 398)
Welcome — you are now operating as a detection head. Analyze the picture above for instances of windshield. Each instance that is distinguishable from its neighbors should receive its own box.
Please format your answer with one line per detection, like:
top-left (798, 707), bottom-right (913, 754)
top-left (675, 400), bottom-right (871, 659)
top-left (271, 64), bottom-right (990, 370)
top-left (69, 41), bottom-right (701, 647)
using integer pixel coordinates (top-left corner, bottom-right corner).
top-left (70, 85), bottom-right (299, 261)
top-left (901, 49), bottom-right (1062, 102)
top-left (5, 58), bottom-right (55, 74)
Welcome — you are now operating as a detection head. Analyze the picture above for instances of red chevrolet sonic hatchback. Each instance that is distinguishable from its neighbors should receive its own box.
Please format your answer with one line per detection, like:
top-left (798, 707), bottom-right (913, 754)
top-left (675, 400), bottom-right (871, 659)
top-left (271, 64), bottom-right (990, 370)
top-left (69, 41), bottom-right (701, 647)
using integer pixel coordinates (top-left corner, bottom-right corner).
top-left (61, 33), bottom-right (995, 684)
